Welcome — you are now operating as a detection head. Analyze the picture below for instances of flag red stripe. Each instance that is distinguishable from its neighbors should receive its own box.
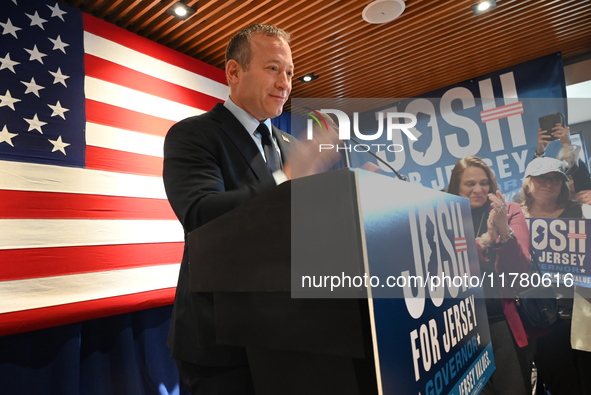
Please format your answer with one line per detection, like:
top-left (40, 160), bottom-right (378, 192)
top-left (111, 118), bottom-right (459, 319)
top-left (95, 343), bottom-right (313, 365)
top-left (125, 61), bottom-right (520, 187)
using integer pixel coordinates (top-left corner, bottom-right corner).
top-left (86, 146), bottom-right (162, 177)
top-left (0, 190), bottom-right (176, 220)
top-left (480, 101), bottom-right (524, 116)
top-left (0, 244), bottom-right (183, 281)
top-left (0, 288), bottom-right (175, 336)
top-left (481, 109), bottom-right (525, 123)
top-left (480, 102), bottom-right (524, 122)
top-left (85, 54), bottom-right (221, 111)
top-left (86, 99), bottom-right (175, 137)
top-left (83, 13), bottom-right (226, 85)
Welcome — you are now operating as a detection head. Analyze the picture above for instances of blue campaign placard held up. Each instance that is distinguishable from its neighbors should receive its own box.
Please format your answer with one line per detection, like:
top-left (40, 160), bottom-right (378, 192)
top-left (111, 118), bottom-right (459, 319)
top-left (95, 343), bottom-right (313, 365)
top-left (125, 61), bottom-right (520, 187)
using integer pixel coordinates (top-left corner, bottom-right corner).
top-left (354, 170), bottom-right (494, 395)
top-left (528, 218), bottom-right (591, 288)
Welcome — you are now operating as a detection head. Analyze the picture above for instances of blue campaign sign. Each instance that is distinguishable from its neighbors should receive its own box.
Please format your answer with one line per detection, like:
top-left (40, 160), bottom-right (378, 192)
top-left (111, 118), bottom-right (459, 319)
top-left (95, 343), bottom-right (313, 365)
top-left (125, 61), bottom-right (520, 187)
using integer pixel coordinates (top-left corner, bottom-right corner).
top-left (349, 53), bottom-right (566, 201)
top-left (355, 170), bottom-right (494, 395)
top-left (527, 218), bottom-right (591, 288)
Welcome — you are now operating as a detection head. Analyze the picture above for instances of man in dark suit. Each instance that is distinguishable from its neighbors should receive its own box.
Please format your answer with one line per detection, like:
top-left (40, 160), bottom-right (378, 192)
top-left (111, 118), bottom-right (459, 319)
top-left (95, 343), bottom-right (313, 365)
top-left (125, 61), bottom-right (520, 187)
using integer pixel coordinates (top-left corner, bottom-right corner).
top-left (163, 24), bottom-right (337, 395)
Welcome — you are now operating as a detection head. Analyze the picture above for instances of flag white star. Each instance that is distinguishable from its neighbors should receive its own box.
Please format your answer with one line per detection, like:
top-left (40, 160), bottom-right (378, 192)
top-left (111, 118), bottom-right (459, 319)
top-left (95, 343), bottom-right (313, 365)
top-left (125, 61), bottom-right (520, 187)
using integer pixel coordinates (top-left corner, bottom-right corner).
top-left (47, 3), bottom-right (67, 21)
top-left (21, 77), bottom-right (45, 97)
top-left (48, 100), bottom-right (69, 119)
top-left (49, 35), bottom-right (69, 53)
top-left (0, 18), bottom-right (22, 38)
top-left (0, 90), bottom-right (21, 110)
top-left (0, 53), bottom-right (20, 73)
top-left (24, 114), bottom-right (47, 133)
top-left (26, 11), bottom-right (48, 30)
top-left (49, 67), bottom-right (70, 87)
top-left (25, 45), bottom-right (47, 64)
top-left (49, 135), bottom-right (70, 155)
top-left (0, 125), bottom-right (18, 147)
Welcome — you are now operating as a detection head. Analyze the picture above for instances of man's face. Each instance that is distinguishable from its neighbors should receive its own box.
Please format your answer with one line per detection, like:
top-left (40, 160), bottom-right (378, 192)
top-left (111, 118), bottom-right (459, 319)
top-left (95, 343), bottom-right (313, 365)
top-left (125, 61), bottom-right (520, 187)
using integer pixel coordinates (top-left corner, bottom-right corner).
top-left (228, 33), bottom-right (293, 121)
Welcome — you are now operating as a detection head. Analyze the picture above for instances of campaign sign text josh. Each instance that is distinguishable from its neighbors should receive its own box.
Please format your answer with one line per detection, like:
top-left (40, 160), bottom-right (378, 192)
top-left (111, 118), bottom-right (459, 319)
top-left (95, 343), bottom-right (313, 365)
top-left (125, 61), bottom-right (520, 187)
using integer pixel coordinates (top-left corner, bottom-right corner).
top-left (355, 171), bottom-right (494, 395)
top-left (528, 218), bottom-right (591, 288)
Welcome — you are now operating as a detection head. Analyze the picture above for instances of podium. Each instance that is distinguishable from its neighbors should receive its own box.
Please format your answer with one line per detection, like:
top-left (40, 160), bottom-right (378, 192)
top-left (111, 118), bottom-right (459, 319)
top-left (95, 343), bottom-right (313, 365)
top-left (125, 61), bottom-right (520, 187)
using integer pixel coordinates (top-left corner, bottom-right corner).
top-left (188, 168), bottom-right (378, 395)
top-left (188, 168), bottom-right (494, 395)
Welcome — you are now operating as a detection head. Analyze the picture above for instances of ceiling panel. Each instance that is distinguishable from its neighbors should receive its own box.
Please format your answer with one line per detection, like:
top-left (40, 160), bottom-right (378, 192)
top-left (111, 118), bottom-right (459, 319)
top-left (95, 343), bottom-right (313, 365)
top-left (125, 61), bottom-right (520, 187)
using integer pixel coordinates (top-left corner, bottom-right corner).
top-left (59, 0), bottom-right (591, 114)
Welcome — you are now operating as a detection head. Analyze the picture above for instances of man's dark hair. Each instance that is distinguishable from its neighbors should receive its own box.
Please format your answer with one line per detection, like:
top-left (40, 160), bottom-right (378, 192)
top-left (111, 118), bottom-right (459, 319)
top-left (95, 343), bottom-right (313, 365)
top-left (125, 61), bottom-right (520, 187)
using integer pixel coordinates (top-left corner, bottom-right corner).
top-left (225, 24), bottom-right (291, 70)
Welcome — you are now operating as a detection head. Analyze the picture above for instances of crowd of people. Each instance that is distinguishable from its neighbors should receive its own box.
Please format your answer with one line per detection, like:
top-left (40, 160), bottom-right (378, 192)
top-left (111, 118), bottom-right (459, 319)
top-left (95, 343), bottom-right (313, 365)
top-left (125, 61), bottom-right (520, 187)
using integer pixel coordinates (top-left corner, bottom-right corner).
top-left (445, 118), bottom-right (591, 394)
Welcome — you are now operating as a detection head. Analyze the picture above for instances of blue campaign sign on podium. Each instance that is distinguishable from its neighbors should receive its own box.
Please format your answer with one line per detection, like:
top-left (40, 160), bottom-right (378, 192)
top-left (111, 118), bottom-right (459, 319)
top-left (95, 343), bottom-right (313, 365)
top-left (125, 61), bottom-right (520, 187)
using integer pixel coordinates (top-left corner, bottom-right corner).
top-left (355, 170), bottom-right (494, 395)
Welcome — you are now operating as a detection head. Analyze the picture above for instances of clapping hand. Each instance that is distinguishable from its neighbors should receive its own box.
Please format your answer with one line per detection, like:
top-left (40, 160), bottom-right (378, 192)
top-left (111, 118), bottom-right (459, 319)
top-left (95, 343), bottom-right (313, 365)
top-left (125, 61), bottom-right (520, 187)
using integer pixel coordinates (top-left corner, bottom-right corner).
top-left (488, 190), bottom-right (514, 243)
top-left (284, 122), bottom-right (341, 179)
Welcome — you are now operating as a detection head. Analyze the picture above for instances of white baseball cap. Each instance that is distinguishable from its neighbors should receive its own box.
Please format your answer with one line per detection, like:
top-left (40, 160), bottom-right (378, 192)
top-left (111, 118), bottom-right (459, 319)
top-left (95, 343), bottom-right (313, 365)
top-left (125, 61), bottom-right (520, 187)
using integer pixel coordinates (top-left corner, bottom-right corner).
top-left (524, 157), bottom-right (568, 181)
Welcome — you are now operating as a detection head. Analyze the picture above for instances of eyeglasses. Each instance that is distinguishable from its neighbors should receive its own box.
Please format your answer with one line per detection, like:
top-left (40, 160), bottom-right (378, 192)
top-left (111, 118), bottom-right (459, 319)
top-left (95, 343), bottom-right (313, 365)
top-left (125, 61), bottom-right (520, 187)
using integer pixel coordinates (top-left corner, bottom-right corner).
top-left (533, 175), bottom-right (563, 185)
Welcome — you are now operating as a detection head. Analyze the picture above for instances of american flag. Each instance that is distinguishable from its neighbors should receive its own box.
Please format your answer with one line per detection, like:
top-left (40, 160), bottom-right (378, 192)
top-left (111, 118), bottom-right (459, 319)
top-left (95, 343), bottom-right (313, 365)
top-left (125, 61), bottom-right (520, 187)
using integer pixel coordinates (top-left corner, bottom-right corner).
top-left (0, 0), bottom-right (228, 335)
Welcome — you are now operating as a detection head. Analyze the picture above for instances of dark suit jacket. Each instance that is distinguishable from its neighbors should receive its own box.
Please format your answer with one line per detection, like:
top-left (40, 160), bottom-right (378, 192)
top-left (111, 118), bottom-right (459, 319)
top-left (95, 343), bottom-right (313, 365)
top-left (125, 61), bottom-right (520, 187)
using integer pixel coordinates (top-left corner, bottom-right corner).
top-left (163, 103), bottom-right (293, 365)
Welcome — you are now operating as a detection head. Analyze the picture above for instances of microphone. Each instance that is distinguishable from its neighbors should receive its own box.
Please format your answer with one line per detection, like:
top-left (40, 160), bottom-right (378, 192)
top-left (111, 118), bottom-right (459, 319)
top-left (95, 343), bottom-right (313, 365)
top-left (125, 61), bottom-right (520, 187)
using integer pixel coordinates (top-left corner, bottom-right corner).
top-left (347, 136), bottom-right (408, 181)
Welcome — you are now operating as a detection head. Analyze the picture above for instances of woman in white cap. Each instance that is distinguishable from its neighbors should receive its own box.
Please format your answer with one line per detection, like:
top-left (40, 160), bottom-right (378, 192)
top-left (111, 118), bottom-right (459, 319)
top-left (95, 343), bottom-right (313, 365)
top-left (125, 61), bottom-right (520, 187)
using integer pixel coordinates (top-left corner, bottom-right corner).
top-left (519, 157), bottom-right (590, 219)
top-left (518, 156), bottom-right (591, 395)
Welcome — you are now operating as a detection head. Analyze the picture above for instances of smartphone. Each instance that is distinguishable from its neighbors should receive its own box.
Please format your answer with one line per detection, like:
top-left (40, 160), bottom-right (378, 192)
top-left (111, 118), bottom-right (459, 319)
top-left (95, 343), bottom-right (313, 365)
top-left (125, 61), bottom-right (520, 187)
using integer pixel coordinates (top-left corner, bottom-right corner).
top-left (538, 112), bottom-right (566, 141)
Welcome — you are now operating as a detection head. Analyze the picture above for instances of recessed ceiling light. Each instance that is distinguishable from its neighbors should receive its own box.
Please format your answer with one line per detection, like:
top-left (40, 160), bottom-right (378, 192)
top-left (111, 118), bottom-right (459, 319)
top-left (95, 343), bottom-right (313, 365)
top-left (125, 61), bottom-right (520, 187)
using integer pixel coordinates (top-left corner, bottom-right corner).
top-left (298, 73), bottom-right (319, 83)
top-left (165, 1), bottom-right (196, 20)
top-left (471, 0), bottom-right (498, 15)
top-left (478, 2), bottom-right (491, 11)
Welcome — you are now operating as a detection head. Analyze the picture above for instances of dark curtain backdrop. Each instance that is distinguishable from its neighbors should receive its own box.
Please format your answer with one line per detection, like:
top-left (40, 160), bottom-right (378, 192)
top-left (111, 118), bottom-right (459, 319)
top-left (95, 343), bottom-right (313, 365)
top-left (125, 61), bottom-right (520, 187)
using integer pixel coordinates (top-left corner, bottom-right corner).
top-left (0, 305), bottom-right (186, 395)
top-left (271, 111), bottom-right (292, 134)
top-left (271, 110), bottom-right (306, 136)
